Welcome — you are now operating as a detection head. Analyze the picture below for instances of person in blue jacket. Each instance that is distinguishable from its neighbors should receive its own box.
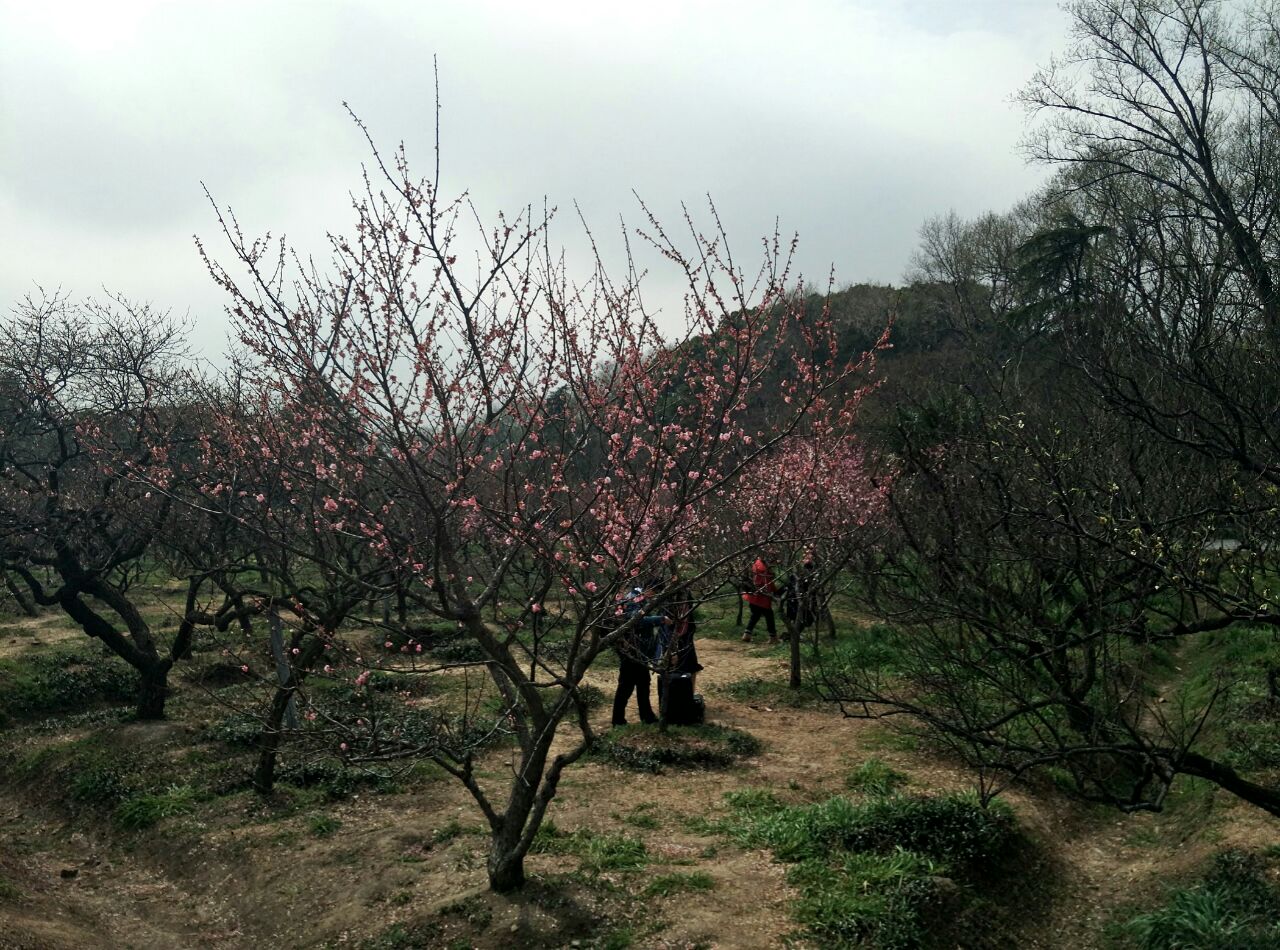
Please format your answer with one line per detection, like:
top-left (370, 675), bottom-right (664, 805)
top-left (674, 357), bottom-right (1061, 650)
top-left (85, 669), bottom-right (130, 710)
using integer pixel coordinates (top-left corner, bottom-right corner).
top-left (611, 579), bottom-right (667, 726)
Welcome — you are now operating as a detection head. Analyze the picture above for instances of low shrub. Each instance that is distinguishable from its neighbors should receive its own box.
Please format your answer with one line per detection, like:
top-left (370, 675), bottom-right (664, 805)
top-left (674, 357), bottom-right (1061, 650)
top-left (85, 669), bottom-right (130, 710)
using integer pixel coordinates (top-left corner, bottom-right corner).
top-left (68, 754), bottom-right (145, 807)
top-left (276, 759), bottom-right (393, 799)
top-left (208, 713), bottom-right (262, 748)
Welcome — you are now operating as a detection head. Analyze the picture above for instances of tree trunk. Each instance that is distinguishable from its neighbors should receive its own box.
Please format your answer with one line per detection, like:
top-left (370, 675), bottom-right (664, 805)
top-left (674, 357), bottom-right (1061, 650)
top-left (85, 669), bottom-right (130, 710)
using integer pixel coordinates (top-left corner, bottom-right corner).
top-left (486, 762), bottom-right (542, 892)
top-left (788, 618), bottom-right (802, 689)
top-left (253, 691), bottom-right (289, 794)
top-left (135, 666), bottom-right (168, 720)
top-left (487, 842), bottom-right (527, 892)
top-left (254, 616), bottom-right (314, 794)
top-left (2, 572), bottom-right (38, 617)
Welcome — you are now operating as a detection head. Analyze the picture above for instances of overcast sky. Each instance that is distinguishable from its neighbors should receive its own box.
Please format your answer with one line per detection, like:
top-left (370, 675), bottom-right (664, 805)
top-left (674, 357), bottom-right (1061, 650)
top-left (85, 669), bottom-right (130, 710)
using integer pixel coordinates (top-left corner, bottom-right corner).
top-left (0, 0), bottom-right (1069, 354)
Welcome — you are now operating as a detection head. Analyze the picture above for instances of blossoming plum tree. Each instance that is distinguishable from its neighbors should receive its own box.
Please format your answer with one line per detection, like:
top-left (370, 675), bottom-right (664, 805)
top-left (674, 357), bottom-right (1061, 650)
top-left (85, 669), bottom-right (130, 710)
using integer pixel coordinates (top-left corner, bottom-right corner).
top-left (727, 437), bottom-right (892, 685)
top-left (198, 120), bottom-right (886, 891)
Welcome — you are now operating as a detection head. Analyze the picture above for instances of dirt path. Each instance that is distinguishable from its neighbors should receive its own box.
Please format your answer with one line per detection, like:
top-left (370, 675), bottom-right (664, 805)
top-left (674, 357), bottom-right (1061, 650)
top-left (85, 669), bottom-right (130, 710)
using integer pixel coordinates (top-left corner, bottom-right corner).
top-left (0, 613), bottom-right (82, 660)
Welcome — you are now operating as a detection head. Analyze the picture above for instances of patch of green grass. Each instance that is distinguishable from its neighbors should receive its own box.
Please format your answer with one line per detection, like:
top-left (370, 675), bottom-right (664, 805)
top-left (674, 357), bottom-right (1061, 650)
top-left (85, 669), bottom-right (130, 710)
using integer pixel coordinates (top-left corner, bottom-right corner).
top-left (0, 645), bottom-right (139, 724)
top-left (592, 723), bottom-right (761, 773)
top-left (431, 818), bottom-right (464, 846)
top-left (788, 849), bottom-right (944, 949)
top-left (113, 785), bottom-right (203, 830)
top-left (0, 876), bottom-right (20, 901)
top-left (643, 871), bottom-right (715, 898)
top-left (438, 894), bottom-right (493, 929)
top-left (617, 802), bottom-right (661, 831)
top-left (860, 727), bottom-right (920, 753)
top-left (679, 813), bottom-right (719, 836)
top-left (716, 789), bottom-right (1019, 948)
top-left (207, 713), bottom-right (261, 748)
top-left (582, 833), bottom-right (648, 873)
top-left (531, 822), bottom-right (649, 873)
top-left (845, 758), bottom-right (908, 797)
top-left (360, 923), bottom-right (432, 949)
top-left (600, 925), bottom-right (636, 949)
top-left (308, 813), bottom-right (343, 837)
top-left (40, 741), bottom-right (154, 807)
top-left (1118, 849), bottom-right (1280, 950)
top-left (719, 675), bottom-right (821, 708)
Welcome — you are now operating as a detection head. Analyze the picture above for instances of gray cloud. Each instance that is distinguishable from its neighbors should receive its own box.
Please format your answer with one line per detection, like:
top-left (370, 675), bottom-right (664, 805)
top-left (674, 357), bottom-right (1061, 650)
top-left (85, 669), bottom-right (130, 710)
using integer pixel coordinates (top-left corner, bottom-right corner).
top-left (0, 0), bottom-right (1068, 353)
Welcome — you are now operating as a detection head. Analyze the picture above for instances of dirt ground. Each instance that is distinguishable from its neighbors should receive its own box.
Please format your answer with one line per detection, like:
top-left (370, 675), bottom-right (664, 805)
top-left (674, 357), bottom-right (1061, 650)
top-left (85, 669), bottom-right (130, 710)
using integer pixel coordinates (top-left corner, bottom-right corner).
top-left (2, 630), bottom-right (1277, 949)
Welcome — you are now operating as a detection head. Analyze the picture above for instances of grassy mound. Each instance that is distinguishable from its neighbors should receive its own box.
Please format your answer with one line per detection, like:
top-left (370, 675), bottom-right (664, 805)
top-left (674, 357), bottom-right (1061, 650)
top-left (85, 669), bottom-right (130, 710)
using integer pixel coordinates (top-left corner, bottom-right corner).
top-left (1118, 849), bottom-right (1280, 949)
top-left (0, 645), bottom-right (138, 726)
top-left (717, 788), bottom-right (1022, 949)
top-left (592, 723), bottom-right (761, 773)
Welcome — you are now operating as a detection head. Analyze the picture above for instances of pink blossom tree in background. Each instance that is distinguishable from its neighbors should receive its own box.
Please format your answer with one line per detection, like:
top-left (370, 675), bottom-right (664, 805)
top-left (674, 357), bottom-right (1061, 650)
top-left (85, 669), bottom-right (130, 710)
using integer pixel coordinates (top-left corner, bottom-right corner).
top-left (724, 435), bottom-right (893, 686)
top-left (195, 118), bottom-right (887, 891)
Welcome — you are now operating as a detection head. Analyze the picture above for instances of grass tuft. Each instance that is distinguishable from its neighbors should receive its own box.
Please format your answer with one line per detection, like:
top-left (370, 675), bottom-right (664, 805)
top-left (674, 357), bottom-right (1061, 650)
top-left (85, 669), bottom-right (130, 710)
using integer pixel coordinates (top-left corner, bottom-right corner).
top-left (643, 871), bottom-right (715, 898)
top-left (531, 822), bottom-right (649, 873)
top-left (113, 785), bottom-right (203, 830)
top-left (845, 758), bottom-right (908, 797)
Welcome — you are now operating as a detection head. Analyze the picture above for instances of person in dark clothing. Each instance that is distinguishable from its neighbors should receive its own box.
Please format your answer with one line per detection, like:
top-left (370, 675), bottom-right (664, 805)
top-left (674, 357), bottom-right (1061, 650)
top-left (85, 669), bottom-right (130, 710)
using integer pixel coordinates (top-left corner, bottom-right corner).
top-left (741, 555), bottom-right (779, 644)
top-left (656, 587), bottom-right (703, 711)
top-left (798, 552), bottom-right (834, 637)
top-left (780, 573), bottom-right (800, 628)
top-left (611, 583), bottom-right (664, 726)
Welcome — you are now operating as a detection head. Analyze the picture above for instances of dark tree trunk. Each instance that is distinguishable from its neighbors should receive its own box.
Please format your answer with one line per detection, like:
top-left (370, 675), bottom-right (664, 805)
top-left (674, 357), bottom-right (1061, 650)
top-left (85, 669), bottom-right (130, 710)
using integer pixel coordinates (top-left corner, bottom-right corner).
top-left (488, 847), bottom-right (527, 892)
top-left (254, 625), bottom-right (325, 794)
top-left (2, 572), bottom-right (38, 617)
top-left (788, 618), bottom-right (802, 689)
top-left (485, 747), bottom-right (546, 892)
top-left (253, 688), bottom-right (291, 794)
top-left (135, 666), bottom-right (168, 720)
top-left (487, 821), bottom-right (529, 893)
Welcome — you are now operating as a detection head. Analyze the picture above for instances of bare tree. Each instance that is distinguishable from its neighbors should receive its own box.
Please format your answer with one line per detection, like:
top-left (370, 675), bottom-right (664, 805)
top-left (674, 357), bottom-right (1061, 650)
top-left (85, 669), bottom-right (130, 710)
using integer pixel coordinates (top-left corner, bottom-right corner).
top-left (0, 293), bottom-right (197, 718)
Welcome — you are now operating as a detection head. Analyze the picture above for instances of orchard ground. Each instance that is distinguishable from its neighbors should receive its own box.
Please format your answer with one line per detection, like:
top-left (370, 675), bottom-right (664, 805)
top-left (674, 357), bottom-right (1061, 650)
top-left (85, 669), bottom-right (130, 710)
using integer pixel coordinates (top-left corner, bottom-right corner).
top-left (1, 587), bottom-right (1277, 949)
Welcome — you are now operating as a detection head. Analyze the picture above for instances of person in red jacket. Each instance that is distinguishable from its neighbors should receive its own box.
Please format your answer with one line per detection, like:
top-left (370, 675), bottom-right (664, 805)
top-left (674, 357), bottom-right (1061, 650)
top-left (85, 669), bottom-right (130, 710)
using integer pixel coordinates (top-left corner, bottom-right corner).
top-left (741, 554), bottom-right (779, 644)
